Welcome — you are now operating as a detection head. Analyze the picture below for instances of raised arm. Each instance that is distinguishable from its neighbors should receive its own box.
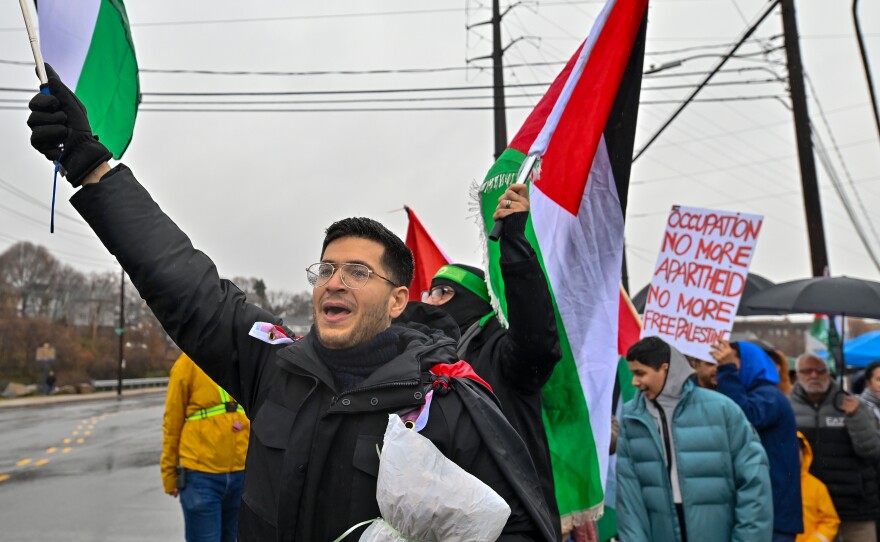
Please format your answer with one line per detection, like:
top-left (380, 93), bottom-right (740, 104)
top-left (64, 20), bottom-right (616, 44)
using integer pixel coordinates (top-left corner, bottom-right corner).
top-left (493, 184), bottom-right (562, 391)
top-left (26, 65), bottom-right (278, 408)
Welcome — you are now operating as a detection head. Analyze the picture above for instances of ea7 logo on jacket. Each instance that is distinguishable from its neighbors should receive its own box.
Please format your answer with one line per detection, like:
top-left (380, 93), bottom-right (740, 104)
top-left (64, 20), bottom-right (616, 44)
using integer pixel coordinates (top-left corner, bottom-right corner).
top-left (825, 416), bottom-right (846, 428)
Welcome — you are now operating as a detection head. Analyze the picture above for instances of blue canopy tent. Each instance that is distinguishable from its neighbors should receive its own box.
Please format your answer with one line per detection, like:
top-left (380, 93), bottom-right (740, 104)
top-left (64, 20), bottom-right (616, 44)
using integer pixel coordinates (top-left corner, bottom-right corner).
top-left (818, 329), bottom-right (880, 368)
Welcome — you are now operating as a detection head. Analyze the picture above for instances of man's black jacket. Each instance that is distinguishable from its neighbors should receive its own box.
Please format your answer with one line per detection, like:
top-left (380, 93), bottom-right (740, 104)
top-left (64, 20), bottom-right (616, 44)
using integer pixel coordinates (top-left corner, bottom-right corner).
top-left (70, 165), bottom-right (555, 541)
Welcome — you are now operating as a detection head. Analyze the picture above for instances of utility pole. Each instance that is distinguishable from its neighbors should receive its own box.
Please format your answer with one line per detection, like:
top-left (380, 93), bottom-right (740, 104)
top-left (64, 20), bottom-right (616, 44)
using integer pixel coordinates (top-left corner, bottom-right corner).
top-left (781, 0), bottom-right (828, 277)
top-left (468, 0), bottom-right (525, 159)
top-left (117, 267), bottom-right (125, 396)
top-left (490, 0), bottom-right (508, 159)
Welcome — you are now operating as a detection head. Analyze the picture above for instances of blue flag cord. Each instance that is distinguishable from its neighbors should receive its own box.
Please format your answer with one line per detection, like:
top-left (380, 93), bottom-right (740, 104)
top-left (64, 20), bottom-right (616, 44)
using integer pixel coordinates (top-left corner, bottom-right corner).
top-left (50, 158), bottom-right (60, 234)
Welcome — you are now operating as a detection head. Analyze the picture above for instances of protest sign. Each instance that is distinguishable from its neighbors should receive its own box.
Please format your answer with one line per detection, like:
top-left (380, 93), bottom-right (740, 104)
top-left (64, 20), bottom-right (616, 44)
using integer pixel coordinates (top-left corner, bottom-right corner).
top-left (641, 205), bottom-right (763, 361)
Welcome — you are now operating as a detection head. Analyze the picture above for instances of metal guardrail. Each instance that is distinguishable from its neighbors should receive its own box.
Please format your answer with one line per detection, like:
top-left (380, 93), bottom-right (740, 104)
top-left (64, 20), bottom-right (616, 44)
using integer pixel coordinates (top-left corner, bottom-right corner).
top-left (91, 377), bottom-right (169, 392)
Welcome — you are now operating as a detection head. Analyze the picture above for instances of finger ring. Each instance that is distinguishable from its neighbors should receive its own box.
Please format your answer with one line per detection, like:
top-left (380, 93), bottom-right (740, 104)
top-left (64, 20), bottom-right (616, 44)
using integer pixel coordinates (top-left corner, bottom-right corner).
top-left (505, 199), bottom-right (512, 209)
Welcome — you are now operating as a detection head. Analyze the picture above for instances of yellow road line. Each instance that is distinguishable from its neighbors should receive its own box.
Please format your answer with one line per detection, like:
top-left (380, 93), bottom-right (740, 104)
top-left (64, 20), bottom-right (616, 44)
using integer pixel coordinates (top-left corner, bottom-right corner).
top-left (0, 474), bottom-right (9, 482)
top-left (34, 459), bottom-right (49, 467)
top-left (76, 438), bottom-right (84, 444)
top-left (84, 431), bottom-right (91, 436)
top-left (61, 448), bottom-right (72, 454)
top-left (16, 459), bottom-right (32, 467)
top-left (45, 447), bottom-right (57, 454)
top-left (71, 431), bottom-right (79, 436)
top-left (62, 438), bottom-right (71, 444)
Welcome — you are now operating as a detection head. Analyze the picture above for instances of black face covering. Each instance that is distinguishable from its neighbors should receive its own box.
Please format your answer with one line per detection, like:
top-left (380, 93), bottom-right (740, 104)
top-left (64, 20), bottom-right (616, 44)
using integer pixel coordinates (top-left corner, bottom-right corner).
top-left (433, 277), bottom-right (493, 333)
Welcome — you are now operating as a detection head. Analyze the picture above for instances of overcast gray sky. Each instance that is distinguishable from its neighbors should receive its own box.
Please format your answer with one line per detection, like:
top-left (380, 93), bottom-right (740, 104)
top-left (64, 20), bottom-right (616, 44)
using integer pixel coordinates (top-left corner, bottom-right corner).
top-left (0, 0), bottom-right (878, 297)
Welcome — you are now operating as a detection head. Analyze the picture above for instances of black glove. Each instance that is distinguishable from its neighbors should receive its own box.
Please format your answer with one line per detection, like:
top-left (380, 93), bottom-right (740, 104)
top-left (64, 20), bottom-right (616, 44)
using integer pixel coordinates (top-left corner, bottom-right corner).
top-left (27, 63), bottom-right (112, 187)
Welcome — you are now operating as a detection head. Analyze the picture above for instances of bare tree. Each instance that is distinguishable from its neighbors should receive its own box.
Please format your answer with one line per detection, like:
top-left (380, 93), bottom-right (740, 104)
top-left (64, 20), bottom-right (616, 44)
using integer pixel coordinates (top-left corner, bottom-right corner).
top-left (0, 242), bottom-right (60, 316)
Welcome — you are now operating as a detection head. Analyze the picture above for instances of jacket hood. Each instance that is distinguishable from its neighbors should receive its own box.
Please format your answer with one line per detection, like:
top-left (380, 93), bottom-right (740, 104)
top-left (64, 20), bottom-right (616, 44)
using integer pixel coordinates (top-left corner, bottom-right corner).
top-left (657, 345), bottom-right (695, 403)
top-left (797, 431), bottom-right (813, 475)
top-left (392, 301), bottom-right (461, 342)
top-left (737, 341), bottom-right (781, 388)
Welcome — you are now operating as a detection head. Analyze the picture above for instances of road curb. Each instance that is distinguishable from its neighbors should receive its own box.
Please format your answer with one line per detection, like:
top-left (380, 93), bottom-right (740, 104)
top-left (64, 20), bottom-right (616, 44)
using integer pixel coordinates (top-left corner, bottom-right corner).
top-left (0, 387), bottom-right (167, 409)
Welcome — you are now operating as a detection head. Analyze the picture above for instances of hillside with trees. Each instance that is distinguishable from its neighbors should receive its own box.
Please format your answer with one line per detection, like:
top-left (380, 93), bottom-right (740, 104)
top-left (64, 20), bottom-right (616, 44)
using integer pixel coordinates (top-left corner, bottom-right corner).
top-left (0, 241), bottom-right (311, 389)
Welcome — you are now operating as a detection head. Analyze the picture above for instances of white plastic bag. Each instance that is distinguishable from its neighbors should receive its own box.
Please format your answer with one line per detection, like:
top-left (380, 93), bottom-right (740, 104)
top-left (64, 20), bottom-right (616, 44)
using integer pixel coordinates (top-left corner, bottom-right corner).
top-left (358, 414), bottom-right (511, 542)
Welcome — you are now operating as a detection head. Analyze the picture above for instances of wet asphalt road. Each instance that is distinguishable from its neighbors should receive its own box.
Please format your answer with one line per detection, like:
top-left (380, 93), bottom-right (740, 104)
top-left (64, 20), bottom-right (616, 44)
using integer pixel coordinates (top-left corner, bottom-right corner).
top-left (0, 391), bottom-right (185, 541)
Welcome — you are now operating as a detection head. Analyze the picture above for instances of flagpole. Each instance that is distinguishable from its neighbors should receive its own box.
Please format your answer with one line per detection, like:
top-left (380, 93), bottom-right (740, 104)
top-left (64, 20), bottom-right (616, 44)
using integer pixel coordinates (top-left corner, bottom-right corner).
top-left (18, 0), bottom-right (48, 85)
top-left (488, 153), bottom-right (538, 241)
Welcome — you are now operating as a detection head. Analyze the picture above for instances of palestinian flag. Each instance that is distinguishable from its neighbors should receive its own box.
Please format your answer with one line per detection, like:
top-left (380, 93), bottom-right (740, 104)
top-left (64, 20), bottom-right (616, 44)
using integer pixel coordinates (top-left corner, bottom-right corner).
top-left (38, 0), bottom-right (139, 158)
top-left (476, 0), bottom-right (648, 524)
top-left (809, 314), bottom-right (843, 373)
top-left (597, 287), bottom-right (642, 540)
top-left (404, 206), bottom-right (451, 301)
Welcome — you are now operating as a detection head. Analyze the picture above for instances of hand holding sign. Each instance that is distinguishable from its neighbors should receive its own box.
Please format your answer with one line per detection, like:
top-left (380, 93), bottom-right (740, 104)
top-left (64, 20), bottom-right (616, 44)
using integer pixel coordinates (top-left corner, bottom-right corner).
top-left (710, 339), bottom-right (739, 367)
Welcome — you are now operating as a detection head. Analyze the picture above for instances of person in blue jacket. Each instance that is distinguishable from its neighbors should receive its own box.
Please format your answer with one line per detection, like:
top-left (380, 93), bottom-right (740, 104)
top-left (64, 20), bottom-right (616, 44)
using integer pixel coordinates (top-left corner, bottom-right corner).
top-left (617, 336), bottom-right (772, 542)
top-left (711, 339), bottom-right (803, 542)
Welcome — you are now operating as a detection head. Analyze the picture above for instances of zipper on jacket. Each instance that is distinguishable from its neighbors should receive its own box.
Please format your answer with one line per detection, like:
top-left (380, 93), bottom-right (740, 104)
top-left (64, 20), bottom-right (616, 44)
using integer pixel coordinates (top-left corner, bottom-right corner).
top-left (327, 339), bottom-right (448, 406)
top-left (330, 379), bottom-right (422, 406)
top-left (652, 399), bottom-right (673, 477)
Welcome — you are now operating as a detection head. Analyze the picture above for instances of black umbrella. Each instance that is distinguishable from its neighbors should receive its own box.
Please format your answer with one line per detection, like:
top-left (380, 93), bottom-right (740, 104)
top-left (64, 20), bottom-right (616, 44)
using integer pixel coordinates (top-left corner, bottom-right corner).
top-left (746, 276), bottom-right (880, 371)
top-left (630, 272), bottom-right (777, 316)
top-left (745, 276), bottom-right (880, 319)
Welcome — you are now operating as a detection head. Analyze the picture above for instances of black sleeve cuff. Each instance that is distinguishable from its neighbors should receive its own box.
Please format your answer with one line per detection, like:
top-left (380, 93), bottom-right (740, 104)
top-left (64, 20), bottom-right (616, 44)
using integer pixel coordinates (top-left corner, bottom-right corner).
top-left (499, 212), bottom-right (535, 264)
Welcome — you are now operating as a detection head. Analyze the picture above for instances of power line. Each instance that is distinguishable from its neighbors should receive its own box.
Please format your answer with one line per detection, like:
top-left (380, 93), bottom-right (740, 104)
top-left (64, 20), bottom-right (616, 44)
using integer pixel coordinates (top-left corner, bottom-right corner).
top-left (0, 76), bottom-right (781, 101)
top-left (0, 82), bottom-right (553, 96)
top-left (119, 106), bottom-right (540, 113)
top-left (0, 1), bottom-right (616, 32)
top-left (0, 57), bottom-right (567, 77)
top-left (0, 94), bottom-right (790, 114)
top-left (0, 51), bottom-right (781, 82)
top-left (0, 201), bottom-right (96, 241)
top-left (0, 176), bottom-right (89, 227)
top-left (812, 127), bottom-right (880, 272)
top-left (646, 36), bottom-right (781, 56)
top-left (806, 72), bottom-right (880, 252)
top-left (633, 0), bottom-right (783, 162)
top-left (633, 137), bottom-right (872, 185)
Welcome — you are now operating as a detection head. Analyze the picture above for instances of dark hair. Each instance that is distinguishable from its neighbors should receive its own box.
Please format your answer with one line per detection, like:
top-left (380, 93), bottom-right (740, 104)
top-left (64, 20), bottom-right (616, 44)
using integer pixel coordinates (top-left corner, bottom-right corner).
top-left (866, 361), bottom-right (880, 382)
top-left (322, 217), bottom-right (414, 288)
top-left (626, 336), bottom-right (671, 370)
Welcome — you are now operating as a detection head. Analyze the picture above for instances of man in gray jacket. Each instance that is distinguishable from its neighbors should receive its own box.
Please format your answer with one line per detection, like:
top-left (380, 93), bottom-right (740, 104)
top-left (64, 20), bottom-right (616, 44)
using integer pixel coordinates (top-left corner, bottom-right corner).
top-left (790, 353), bottom-right (880, 542)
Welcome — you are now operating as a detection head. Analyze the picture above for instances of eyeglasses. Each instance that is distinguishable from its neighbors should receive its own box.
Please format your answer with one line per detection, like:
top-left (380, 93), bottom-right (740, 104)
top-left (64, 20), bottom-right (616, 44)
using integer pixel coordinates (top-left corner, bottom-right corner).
top-left (797, 367), bottom-right (829, 376)
top-left (306, 262), bottom-right (397, 289)
top-left (421, 285), bottom-right (455, 303)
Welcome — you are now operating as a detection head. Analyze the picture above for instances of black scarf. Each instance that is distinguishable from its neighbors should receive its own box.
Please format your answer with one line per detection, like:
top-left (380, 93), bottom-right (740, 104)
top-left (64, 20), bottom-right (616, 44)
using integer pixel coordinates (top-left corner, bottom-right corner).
top-left (309, 327), bottom-right (399, 392)
top-left (432, 278), bottom-right (493, 335)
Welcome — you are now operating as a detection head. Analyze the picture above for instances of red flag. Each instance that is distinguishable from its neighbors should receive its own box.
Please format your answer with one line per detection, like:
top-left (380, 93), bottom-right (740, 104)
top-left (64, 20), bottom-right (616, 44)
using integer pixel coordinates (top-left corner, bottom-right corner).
top-left (618, 287), bottom-right (642, 356)
top-left (404, 206), bottom-right (450, 301)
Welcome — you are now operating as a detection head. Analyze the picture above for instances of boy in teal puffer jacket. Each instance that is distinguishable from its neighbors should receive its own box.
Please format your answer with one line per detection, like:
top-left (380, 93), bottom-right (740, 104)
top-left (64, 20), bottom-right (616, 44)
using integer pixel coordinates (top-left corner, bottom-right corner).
top-left (617, 336), bottom-right (773, 542)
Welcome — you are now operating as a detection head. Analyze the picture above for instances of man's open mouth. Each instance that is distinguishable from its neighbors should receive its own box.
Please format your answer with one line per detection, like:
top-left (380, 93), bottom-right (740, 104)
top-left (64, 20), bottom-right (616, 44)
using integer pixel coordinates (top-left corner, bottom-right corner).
top-left (322, 301), bottom-right (353, 323)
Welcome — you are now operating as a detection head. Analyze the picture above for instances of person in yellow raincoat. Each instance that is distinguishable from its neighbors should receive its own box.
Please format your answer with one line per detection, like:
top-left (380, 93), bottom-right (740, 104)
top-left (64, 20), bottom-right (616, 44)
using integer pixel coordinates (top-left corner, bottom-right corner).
top-left (161, 353), bottom-right (250, 542)
top-left (797, 431), bottom-right (840, 542)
